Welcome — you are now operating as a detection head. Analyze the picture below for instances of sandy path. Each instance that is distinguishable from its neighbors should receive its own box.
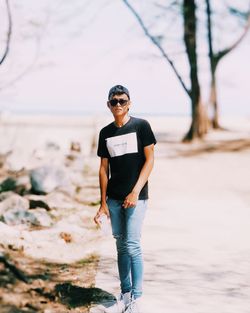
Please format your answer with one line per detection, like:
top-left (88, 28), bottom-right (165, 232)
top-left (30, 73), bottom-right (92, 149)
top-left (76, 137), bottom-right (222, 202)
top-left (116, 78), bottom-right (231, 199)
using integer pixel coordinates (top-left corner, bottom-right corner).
top-left (92, 145), bottom-right (250, 313)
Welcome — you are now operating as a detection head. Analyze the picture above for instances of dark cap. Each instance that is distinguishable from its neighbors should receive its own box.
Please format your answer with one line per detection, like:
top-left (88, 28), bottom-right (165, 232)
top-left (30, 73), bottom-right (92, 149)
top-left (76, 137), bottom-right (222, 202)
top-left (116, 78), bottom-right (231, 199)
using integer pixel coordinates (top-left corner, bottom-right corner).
top-left (108, 85), bottom-right (130, 100)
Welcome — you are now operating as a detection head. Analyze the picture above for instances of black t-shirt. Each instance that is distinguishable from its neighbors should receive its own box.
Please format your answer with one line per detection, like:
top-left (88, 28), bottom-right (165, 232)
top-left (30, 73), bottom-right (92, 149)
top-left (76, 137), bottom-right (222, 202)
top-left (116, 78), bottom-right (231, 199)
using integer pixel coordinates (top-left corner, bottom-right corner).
top-left (97, 116), bottom-right (157, 200)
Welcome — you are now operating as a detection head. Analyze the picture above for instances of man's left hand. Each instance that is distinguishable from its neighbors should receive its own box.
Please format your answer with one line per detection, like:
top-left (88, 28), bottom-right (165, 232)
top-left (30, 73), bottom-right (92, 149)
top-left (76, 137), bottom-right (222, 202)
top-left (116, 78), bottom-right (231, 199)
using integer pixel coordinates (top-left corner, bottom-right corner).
top-left (123, 191), bottom-right (139, 209)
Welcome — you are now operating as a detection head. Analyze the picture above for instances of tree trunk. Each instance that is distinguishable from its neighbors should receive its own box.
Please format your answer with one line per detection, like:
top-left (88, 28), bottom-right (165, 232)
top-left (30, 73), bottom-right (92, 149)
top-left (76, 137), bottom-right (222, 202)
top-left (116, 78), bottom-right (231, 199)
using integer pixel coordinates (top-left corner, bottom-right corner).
top-left (209, 65), bottom-right (220, 129)
top-left (205, 0), bottom-right (221, 129)
top-left (183, 0), bottom-right (208, 141)
top-left (184, 97), bottom-right (209, 141)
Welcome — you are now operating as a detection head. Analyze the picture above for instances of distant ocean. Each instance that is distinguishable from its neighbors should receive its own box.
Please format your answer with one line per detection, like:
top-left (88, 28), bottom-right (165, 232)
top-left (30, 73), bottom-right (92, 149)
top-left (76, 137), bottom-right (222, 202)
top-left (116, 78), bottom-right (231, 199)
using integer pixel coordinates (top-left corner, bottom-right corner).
top-left (0, 108), bottom-right (190, 117)
top-left (0, 106), bottom-right (249, 118)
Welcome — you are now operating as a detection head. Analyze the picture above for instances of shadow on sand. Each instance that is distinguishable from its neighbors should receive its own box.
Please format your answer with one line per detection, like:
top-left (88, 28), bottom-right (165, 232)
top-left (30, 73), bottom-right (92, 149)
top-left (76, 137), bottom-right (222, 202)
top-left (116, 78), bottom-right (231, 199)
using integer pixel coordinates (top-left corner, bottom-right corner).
top-left (55, 282), bottom-right (115, 308)
top-left (0, 250), bottom-right (115, 312)
top-left (177, 138), bottom-right (250, 156)
top-left (0, 305), bottom-right (37, 313)
top-left (155, 131), bottom-right (250, 158)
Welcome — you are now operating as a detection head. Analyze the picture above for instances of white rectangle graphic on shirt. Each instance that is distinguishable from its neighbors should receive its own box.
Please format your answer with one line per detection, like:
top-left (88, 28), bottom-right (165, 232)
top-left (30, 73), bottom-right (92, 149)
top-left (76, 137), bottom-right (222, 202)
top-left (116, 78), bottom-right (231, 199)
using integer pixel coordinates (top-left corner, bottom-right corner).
top-left (106, 132), bottom-right (138, 157)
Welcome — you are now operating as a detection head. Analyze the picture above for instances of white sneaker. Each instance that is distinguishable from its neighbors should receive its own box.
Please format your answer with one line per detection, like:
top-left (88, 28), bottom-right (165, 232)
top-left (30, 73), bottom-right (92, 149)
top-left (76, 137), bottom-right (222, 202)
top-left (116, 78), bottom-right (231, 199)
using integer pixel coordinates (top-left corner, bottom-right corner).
top-left (124, 296), bottom-right (142, 313)
top-left (104, 292), bottom-right (131, 313)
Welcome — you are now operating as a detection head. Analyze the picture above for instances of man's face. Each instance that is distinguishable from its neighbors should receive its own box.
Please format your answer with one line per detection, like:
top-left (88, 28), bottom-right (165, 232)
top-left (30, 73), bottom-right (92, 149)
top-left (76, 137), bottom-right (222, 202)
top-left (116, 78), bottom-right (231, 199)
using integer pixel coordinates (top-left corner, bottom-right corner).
top-left (107, 93), bottom-right (131, 117)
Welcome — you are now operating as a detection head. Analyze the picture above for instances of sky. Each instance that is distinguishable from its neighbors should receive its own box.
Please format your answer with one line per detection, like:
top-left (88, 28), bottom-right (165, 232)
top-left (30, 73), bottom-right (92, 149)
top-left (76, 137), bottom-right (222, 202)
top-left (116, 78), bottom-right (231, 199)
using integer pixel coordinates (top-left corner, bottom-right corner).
top-left (0, 0), bottom-right (249, 116)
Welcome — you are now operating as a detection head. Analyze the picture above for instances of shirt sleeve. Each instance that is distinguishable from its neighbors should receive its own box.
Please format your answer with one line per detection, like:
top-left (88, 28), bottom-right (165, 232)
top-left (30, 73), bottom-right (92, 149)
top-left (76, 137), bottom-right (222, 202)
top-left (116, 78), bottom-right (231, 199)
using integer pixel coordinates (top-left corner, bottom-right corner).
top-left (97, 129), bottom-right (110, 158)
top-left (139, 120), bottom-right (157, 147)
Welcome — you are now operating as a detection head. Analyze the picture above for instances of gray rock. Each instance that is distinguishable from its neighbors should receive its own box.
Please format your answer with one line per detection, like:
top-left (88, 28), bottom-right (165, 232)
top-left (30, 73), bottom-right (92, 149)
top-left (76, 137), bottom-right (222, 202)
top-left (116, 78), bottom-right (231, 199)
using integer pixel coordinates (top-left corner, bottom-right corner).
top-left (45, 141), bottom-right (60, 151)
top-left (2, 208), bottom-right (37, 226)
top-left (0, 194), bottom-right (31, 226)
top-left (0, 191), bottom-right (16, 202)
top-left (2, 207), bottom-right (52, 227)
top-left (30, 165), bottom-right (69, 194)
top-left (0, 194), bottom-right (29, 215)
top-left (0, 193), bottom-right (52, 227)
top-left (30, 208), bottom-right (53, 227)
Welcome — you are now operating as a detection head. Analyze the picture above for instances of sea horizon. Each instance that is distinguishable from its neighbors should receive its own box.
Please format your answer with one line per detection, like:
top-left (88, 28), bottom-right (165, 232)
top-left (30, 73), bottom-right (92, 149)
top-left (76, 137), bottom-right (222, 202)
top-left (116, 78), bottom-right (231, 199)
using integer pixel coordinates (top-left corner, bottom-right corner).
top-left (1, 108), bottom-right (250, 119)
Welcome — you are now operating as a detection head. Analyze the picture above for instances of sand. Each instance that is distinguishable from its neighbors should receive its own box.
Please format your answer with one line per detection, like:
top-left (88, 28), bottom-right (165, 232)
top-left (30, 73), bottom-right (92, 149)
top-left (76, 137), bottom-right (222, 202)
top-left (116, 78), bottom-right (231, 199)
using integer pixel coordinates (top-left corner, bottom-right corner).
top-left (1, 113), bottom-right (250, 312)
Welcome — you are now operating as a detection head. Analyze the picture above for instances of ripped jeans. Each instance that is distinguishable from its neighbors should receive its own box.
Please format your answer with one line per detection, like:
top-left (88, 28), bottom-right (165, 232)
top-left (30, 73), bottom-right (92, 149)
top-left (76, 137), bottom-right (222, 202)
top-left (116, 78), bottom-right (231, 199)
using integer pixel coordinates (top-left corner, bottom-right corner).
top-left (107, 198), bottom-right (147, 299)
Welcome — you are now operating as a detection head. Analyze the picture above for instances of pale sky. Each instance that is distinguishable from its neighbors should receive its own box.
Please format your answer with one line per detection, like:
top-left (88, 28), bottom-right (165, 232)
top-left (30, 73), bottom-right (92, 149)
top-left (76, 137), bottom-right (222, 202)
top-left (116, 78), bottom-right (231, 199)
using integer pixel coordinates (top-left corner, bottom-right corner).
top-left (0, 0), bottom-right (249, 116)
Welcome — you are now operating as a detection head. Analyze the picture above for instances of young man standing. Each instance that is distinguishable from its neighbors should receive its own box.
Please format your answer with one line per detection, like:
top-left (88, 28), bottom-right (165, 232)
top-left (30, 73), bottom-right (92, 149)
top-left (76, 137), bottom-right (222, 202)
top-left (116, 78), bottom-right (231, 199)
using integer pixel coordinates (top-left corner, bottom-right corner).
top-left (94, 85), bottom-right (156, 313)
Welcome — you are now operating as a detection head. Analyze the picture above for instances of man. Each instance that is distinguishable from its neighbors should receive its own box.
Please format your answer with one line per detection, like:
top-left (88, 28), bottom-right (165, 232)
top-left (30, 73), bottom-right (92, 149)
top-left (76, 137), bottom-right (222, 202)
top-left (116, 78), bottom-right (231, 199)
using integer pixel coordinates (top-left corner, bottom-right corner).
top-left (94, 85), bottom-right (156, 313)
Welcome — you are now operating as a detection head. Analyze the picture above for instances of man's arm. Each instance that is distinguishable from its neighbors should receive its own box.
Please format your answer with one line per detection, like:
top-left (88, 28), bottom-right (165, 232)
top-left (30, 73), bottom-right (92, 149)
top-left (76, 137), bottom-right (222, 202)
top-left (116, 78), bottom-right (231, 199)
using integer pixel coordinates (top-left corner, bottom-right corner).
top-left (123, 143), bottom-right (155, 208)
top-left (94, 157), bottom-right (110, 226)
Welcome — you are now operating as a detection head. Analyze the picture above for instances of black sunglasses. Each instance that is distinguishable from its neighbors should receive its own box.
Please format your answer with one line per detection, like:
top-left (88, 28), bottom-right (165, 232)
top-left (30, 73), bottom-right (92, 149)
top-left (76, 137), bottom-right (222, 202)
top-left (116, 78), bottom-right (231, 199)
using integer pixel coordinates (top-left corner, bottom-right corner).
top-left (109, 99), bottom-right (129, 107)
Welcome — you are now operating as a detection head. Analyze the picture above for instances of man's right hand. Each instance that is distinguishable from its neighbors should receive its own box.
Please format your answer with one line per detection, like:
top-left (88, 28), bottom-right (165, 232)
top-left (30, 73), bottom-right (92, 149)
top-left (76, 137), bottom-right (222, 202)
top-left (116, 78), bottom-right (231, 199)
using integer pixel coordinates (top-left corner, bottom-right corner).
top-left (93, 203), bottom-right (110, 227)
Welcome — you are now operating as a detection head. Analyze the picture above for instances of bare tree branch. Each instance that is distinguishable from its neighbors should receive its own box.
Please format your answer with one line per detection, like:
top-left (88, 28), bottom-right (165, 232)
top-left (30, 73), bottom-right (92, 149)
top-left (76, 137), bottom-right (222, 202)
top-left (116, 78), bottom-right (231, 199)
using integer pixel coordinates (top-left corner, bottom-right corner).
top-left (216, 3), bottom-right (250, 62)
top-left (0, 0), bottom-right (60, 91)
top-left (0, 0), bottom-right (12, 65)
top-left (154, 1), bottom-right (180, 13)
top-left (0, 36), bottom-right (41, 91)
top-left (122, 0), bottom-right (191, 97)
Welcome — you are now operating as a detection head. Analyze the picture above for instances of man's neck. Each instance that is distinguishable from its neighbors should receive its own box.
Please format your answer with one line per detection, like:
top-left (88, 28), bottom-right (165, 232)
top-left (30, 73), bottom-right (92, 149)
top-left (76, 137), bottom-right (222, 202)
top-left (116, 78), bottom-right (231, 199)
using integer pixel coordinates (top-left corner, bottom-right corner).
top-left (114, 114), bottom-right (130, 128)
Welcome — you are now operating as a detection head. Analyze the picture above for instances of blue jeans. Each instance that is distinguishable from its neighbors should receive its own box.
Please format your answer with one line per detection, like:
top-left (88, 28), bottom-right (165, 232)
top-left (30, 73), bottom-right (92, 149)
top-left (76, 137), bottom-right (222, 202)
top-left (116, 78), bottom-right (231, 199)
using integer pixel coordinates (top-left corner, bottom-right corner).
top-left (107, 198), bottom-right (147, 299)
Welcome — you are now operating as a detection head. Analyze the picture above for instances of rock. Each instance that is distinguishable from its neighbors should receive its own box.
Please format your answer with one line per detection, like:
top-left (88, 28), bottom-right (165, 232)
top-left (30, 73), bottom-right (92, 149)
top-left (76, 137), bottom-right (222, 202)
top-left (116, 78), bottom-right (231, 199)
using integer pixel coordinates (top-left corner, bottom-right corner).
top-left (0, 194), bottom-right (29, 215)
top-left (0, 194), bottom-right (52, 227)
top-left (65, 153), bottom-right (85, 172)
top-left (65, 142), bottom-right (85, 171)
top-left (29, 199), bottom-right (50, 210)
top-left (45, 141), bottom-right (60, 151)
top-left (30, 165), bottom-right (69, 194)
top-left (0, 221), bottom-right (22, 248)
top-left (2, 209), bottom-right (37, 226)
top-left (70, 141), bottom-right (81, 152)
top-left (45, 191), bottom-right (77, 211)
top-left (15, 175), bottom-right (31, 195)
top-left (19, 219), bottom-right (98, 263)
top-left (31, 141), bottom-right (61, 163)
top-left (0, 191), bottom-right (16, 202)
top-left (0, 175), bottom-right (30, 195)
top-left (6, 152), bottom-right (27, 172)
top-left (69, 171), bottom-right (85, 187)
top-left (0, 151), bottom-right (11, 168)
top-left (0, 177), bottom-right (16, 193)
top-left (31, 208), bottom-right (53, 227)
top-left (31, 142), bottom-right (63, 169)
top-left (2, 208), bottom-right (53, 227)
